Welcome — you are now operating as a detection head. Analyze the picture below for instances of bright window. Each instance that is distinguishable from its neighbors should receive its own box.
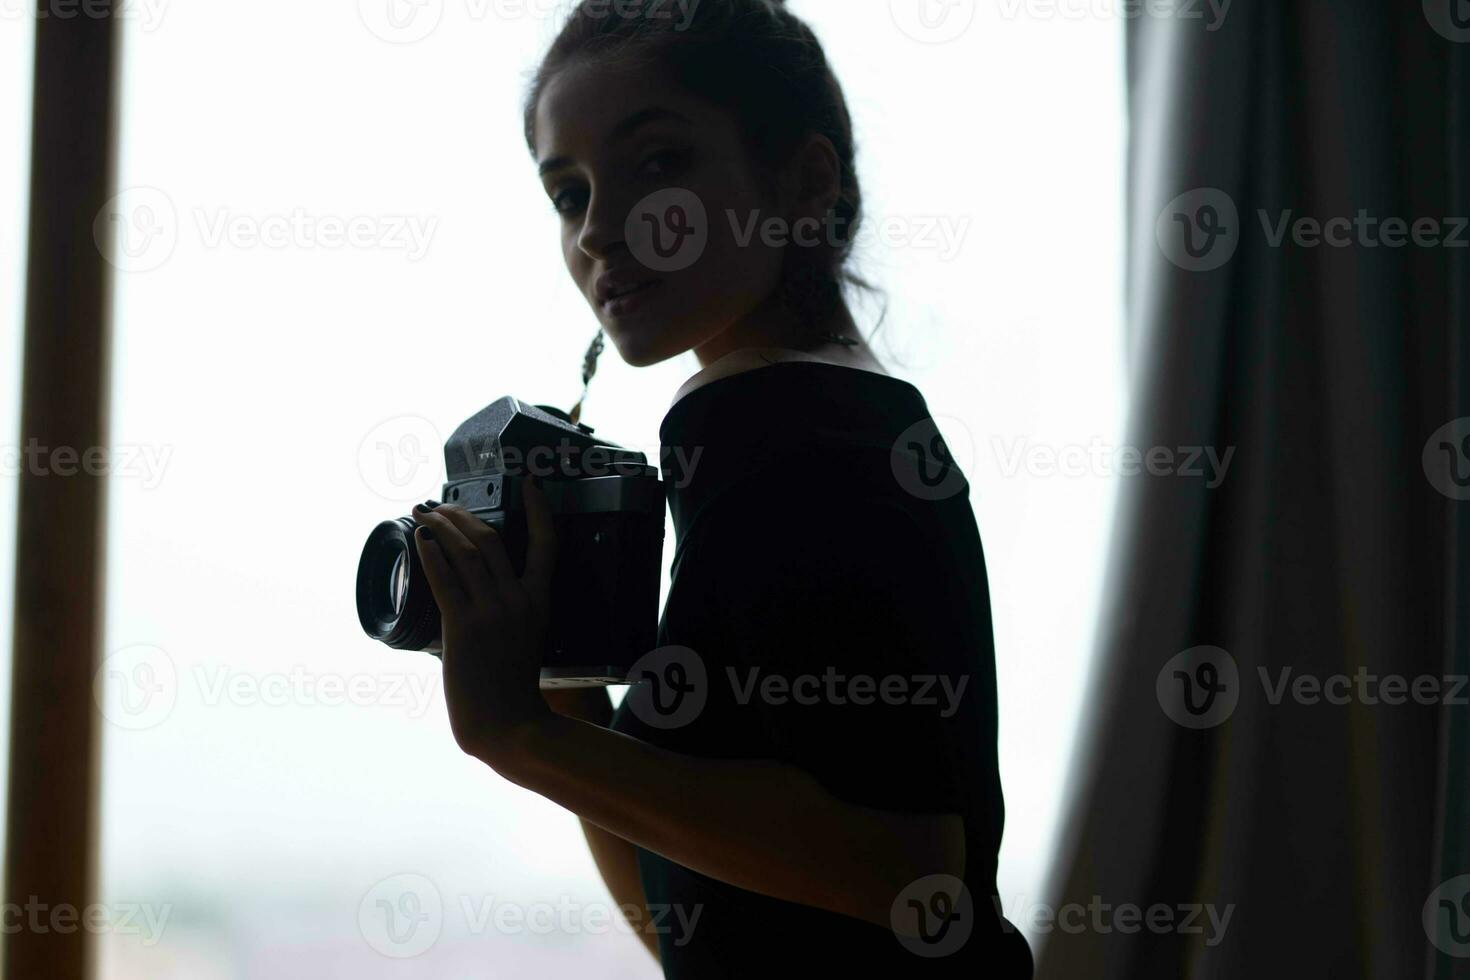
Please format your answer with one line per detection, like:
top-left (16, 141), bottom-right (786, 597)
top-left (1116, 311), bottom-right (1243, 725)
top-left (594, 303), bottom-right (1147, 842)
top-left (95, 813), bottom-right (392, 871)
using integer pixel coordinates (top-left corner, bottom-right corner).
top-left (98, 2), bottom-right (1125, 973)
top-left (0, 9), bottom-right (37, 938)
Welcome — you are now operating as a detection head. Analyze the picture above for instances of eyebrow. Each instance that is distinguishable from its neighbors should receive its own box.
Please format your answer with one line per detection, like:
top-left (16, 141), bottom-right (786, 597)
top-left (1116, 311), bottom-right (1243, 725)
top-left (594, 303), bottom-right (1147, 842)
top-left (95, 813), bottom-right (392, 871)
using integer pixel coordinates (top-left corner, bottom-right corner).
top-left (537, 107), bottom-right (693, 176)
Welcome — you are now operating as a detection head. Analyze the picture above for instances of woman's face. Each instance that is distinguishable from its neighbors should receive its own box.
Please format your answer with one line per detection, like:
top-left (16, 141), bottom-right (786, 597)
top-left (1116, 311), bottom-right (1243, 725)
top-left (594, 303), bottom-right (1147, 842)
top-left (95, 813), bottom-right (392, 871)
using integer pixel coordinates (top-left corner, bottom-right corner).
top-left (533, 59), bottom-right (791, 367)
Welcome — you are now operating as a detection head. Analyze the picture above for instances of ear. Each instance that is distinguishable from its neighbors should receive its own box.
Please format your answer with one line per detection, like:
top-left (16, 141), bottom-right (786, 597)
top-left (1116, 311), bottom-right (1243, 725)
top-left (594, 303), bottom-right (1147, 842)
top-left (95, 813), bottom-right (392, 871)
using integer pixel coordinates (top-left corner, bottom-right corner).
top-left (787, 132), bottom-right (843, 222)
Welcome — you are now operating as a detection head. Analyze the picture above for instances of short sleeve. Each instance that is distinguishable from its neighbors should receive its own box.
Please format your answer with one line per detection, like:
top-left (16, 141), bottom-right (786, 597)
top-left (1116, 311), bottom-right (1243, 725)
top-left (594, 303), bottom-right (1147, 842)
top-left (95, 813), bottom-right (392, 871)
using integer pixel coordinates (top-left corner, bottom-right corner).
top-left (684, 480), bottom-right (976, 815)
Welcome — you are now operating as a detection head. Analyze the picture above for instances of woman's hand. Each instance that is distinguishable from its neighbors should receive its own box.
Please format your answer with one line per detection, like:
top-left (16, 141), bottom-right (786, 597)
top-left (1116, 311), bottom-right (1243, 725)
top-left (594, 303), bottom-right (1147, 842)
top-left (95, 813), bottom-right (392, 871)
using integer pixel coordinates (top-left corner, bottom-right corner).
top-left (411, 478), bottom-right (556, 761)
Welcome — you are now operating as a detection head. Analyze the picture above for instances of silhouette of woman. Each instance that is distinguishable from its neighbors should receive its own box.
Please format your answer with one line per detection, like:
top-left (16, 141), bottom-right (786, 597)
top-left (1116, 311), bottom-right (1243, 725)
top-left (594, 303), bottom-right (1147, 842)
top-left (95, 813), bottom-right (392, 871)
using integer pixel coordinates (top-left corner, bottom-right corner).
top-left (406, 2), bottom-right (1033, 975)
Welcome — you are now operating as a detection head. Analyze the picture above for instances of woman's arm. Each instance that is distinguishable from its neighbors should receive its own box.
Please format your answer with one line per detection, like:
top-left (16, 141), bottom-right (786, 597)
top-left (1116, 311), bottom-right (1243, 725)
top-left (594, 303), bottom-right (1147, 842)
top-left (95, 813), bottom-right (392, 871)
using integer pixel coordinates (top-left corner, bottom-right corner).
top-left (542, 689), bottom-right (660, 964)
top-left (487, 713), bottom-right (966, 935)
top-left (412, 491), bottom-right (965, 938)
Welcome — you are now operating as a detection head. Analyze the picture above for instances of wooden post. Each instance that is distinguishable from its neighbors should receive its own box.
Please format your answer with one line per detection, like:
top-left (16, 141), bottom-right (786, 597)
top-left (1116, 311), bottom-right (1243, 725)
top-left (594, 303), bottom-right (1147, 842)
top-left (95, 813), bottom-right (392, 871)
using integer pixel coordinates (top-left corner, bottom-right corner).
top-left (5, 3), bottom-right (121, 977)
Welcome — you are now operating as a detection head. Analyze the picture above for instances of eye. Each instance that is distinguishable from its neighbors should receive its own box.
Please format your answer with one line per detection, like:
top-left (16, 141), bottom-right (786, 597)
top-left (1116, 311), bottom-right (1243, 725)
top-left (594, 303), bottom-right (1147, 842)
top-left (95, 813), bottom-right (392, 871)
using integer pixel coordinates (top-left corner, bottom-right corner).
top-left (549, 185), bottom-right (588, 217)
top-left (638, 147), bottom-right (689, 178)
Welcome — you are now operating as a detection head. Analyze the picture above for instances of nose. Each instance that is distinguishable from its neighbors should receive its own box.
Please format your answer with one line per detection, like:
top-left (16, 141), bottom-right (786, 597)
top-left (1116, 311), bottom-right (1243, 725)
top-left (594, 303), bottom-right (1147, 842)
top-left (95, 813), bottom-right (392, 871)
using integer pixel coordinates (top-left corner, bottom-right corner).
top-left (575, 186), bottom-right (628, 263)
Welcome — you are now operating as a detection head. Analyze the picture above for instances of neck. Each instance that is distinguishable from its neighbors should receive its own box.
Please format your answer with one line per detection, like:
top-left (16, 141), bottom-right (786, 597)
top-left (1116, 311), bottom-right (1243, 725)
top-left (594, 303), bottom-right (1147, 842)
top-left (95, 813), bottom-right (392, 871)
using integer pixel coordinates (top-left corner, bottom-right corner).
top-left (691, 293), bottom-right (861, 370)
top-left (673, 295), bottom-right (886, 410)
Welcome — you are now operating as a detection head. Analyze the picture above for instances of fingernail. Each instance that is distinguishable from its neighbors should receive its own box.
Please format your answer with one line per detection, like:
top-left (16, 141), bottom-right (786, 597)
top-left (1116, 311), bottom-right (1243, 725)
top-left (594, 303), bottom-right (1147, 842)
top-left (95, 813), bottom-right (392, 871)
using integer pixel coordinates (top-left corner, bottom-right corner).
top-left (417, 526), bottom-right (434, 541)
top-left (415, 500), bottom-right (440, 512)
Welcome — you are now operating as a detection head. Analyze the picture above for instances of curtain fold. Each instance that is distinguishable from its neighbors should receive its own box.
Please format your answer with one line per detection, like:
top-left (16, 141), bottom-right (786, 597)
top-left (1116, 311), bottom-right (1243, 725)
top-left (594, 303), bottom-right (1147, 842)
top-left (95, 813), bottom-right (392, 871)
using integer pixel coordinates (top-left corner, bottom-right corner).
top-left (1435, 18), bottom-right (1470, 980)
top-left (1036, 3), bottom-right (1468, 977)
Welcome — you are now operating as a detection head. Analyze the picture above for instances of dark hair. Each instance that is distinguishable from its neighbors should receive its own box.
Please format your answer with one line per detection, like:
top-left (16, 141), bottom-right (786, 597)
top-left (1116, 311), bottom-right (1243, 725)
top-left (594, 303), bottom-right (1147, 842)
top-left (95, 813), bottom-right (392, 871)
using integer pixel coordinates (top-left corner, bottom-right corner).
top-left (523, 0), bottom-right (884, 340)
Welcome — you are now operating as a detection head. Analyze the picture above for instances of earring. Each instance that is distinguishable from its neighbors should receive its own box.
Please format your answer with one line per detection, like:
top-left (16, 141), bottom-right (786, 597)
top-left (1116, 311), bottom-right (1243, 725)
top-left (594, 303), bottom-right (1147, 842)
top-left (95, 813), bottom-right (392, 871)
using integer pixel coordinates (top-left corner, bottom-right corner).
top-left (568, 328), bottom-right (605, 426)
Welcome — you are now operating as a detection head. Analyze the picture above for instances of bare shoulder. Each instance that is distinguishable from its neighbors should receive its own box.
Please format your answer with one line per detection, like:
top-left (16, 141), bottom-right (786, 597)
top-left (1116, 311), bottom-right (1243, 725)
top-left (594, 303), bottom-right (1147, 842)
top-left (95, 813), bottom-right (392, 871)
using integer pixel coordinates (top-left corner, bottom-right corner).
top-left (672, 345), bottom-right (890, 408)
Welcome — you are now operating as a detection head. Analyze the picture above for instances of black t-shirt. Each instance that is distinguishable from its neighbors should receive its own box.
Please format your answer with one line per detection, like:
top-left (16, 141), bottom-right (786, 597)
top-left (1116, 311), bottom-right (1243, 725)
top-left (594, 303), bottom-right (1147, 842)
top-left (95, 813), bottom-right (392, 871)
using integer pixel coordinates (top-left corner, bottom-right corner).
top-left (609, 360), bottom-right (1033, 977)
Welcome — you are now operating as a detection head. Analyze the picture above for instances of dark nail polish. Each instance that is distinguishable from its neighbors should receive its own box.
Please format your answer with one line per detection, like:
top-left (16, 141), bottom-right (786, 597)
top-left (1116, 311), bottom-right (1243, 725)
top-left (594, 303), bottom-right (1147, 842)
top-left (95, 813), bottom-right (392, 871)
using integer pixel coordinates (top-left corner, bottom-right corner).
top-left (415, 500), bottom-right (440, 512)
top-left (418, 527), bottom-right (434, 541)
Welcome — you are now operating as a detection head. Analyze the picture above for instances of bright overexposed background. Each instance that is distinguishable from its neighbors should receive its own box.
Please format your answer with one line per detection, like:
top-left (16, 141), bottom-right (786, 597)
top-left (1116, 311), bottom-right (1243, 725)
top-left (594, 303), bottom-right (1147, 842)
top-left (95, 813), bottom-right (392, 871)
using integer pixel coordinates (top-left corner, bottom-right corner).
top-left (79, 1), bottom-right (1126, 975)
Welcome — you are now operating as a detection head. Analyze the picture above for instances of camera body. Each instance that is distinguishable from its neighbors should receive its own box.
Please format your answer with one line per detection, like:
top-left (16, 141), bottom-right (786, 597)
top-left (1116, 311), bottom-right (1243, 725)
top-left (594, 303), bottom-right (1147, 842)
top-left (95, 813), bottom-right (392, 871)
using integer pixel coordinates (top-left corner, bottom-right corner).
top-left (356, 397), bottom-right (665, 686)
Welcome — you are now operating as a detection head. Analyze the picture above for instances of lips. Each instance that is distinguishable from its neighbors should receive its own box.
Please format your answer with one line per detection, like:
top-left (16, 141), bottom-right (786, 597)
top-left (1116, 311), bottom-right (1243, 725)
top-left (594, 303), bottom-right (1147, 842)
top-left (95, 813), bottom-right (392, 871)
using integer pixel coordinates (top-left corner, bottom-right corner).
top-left (594, 269), bottom-right (664, 316)
top-left (600, 280), bottom-right (663, 317)
top-left (606, 280), bottom-right (655, 300)
top-left (594, 269), bottom-right (661, 305)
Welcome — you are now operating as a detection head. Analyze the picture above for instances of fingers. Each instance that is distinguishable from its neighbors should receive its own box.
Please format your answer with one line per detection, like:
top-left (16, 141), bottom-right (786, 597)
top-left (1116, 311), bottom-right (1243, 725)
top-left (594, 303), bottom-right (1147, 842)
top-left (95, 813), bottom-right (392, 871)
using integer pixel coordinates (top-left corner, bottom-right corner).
top-left (521, 476), bottom-right (557, 597)
top-left (413, 507), bottom-right (500, 611)
top-left (410, 484), bottom-right (556, 610)
top-left (428, 503), bottom-right (518, 591)
top-left (412, 524), bottom-right (466, 610)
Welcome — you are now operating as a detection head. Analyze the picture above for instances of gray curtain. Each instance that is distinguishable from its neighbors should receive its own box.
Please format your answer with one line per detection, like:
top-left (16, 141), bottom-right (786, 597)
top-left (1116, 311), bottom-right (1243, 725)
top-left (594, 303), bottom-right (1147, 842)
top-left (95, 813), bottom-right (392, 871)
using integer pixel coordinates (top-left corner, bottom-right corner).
top-left (1035, 2), bottom-right (1469, 977)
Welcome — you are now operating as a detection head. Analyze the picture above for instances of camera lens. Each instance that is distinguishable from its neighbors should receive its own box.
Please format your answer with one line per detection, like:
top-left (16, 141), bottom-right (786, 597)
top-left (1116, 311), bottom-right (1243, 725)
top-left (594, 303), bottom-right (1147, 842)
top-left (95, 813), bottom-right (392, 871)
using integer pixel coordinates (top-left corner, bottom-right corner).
top-left (356, 518), bottom-right (441, 651)
top-left (388, 546), bottom-right (409, 616)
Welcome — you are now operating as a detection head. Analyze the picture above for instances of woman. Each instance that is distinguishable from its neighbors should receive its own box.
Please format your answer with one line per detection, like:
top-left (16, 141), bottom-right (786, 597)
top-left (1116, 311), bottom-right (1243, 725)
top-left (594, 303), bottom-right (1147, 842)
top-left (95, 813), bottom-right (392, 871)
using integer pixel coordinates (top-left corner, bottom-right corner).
top-left (408, 1), bottom-right (1032, 974)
